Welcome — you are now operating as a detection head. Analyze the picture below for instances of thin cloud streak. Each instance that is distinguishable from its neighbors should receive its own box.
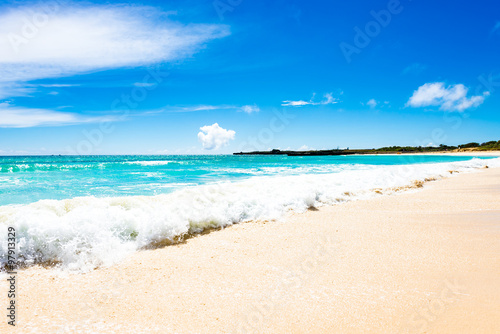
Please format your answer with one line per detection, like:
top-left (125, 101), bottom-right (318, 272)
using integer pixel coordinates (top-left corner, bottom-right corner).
top-left (0, 103), bottom-right (118, 128)
top-left (282, 92), bottom-right (338, 107)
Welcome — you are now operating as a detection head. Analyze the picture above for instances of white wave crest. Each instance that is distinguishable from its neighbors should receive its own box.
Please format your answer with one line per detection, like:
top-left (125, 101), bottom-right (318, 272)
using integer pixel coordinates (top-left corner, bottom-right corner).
top-left (0, 158), bottom-right (497, 272)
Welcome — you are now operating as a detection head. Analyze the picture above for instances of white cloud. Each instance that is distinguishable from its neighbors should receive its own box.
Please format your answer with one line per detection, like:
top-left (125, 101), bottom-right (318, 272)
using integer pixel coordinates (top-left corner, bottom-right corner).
top-left (0, 83), bottom-right (77, 99)
top-left (281, 100), bottom-right (311, 107)
top-left (366, 99), bottom-right (377, 108)
top-left (282, 92), bottom-right (338, 107)
top-left (197, 123), bottom-right (235, 150)
top-left (0, 4), bottom-right (229, 96)
top-left (322, 93), bottom-right (337, 104)
top-left (406, 82), bottom-right (489, 111)
top-left (239, 104), bottom-right (260, 114)
top-left (0, 102), bottom-right (115, 128)
top-left (38, 84), bottom-right (75, 88)
top-left (188, 105), bottom-right (222, 111)
top-left (133, 82), bottom-right (156, 88)
top-left (298, 145), bottom-right (313, 151)
top-left (156, 104), bottom-right (260, 113)
top-left (0, 84), bottom-right (36, 99)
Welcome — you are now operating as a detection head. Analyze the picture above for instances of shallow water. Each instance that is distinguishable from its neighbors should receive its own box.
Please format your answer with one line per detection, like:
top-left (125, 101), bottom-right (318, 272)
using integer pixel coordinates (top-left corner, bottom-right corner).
top-left (0, 154), bottom-right (498, 271)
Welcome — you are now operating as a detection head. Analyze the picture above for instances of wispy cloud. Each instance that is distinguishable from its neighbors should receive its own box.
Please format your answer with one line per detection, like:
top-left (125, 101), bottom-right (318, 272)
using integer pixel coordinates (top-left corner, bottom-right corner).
top-left (0, 3), bottom-right (230, 98)
top-left (182, 105), bottom-right (229, 112)
top-left (282, 92), bottom-right (338, 107)
top-left (281, 100), bottom-right (311, 107)
top-left (37, 84), bottom-right (76, 88)
top-left (0, 83), bottom-right (77, 99)
top-left (0, 102), bottom-right (117, 128)
top-left (406, 82), bottom-right (489, 111)
top-left (362, 99), bottom-right (390, 108)
top-left (402, 63), bottom-right (427, 75)
top-left (0, 84), bottom-right (36, 99)
top-left (148, 104), bottom-right (260, 113)
top-left (366, 99), bottom-right (377, 108)
top-left (133, 82), bottom-right (157, 88)
top-left (239, 104), bottom-right (260, 114)
top-left (490, 21), bottom-right (500, 35)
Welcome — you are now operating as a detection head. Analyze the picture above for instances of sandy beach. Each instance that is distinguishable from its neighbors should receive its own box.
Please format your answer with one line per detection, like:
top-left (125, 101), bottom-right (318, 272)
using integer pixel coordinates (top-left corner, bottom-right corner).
top-left (360, 151), bottom-right (500, 157)
top-left (2, 166), bottom-right (499, 333)
top-left (1, 0), bottom-right (499, 332)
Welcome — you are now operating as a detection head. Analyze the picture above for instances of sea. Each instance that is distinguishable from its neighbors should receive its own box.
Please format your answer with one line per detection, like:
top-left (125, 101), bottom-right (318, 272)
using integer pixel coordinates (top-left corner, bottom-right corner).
top-left (1, 154), bottom-right (498, 271)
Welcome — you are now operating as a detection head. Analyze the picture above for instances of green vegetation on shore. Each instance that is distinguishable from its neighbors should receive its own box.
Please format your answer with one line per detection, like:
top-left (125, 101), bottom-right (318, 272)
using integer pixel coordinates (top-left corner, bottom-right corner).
top-left (234, 140), bottom-right (500, 156)
top-left (374, 140), bottom-right (500, 153)
top-left (458, 140), bottom-right (500, 151)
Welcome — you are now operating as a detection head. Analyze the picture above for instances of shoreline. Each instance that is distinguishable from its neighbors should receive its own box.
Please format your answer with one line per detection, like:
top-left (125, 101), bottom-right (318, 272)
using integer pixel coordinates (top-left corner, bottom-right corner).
top-left (356, 151), bottom-right (500, 156)
top-left (1, 151), bottom-right (499, 158)
top-left (234, 149), bottom-right (500, 157)
top-left (1, 167), bottom-right (500, 333)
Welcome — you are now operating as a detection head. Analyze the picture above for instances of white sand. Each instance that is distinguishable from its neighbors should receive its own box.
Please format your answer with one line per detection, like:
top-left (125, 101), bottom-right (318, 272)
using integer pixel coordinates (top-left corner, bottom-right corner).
top-left (1, 167), bottom-right (499, 333)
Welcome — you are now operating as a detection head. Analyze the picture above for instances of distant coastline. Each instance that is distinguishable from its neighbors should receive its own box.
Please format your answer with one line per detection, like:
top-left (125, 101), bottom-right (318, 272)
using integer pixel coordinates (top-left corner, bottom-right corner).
top-left (234, 140), bottom-right (500, 156)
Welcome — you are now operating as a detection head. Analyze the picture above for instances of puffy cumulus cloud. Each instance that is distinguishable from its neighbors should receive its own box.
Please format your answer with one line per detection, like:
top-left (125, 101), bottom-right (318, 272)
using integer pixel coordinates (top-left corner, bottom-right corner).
top-left (197, 123), bottom-right (235, 150)
top-left (239, 104), bottom-right (260, 114)
top-left (406, 82), bottom-right (489, 111)
top-left (0, 3), bottom-right (229, 94)
top-left (0, 102), bottom-right (115, 128)
top-left (282, 92), bottom-right (338, 107)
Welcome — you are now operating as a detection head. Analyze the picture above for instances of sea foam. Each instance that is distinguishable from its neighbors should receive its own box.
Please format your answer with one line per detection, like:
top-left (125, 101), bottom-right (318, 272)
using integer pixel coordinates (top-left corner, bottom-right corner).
top-left (1, 158), bottom-right (498, 272)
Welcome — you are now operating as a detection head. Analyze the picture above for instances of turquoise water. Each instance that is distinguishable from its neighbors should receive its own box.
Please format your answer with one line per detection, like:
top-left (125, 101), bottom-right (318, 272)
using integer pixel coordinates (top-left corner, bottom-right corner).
top-left (1, 154), bottom-right (498, 271)
top-left (0, 154), bottom-right (494, 206)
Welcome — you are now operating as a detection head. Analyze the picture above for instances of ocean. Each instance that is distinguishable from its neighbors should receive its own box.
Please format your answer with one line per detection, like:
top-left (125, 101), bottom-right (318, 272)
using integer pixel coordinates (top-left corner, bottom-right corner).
top-left (1, 154), bottom-right (498, 271)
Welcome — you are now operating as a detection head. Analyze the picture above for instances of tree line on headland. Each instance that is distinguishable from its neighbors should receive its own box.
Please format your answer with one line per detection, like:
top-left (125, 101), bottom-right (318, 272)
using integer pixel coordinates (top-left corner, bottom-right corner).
top-left (234, 140), bottom-right (500, 156)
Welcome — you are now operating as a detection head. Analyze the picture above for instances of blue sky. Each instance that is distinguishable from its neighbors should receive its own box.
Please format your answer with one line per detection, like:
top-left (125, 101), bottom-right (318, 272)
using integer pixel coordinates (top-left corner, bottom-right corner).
top-left (0, 0), bottom-right (499, 155)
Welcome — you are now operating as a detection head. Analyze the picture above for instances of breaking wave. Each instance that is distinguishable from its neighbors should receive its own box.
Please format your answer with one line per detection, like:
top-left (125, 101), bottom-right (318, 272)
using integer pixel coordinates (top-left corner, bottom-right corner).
top-left (0, 158), bottom-right (497, 272)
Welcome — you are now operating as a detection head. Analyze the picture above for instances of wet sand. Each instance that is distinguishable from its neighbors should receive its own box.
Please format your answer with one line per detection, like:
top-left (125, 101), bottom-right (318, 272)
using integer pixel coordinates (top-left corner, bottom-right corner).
top-left (1, 167), bottom-right (499, 333)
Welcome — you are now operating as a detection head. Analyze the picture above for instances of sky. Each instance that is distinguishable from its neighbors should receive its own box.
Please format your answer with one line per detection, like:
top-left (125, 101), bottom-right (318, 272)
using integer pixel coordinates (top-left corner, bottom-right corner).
top-left (0, 0), bottom-right (499, 155)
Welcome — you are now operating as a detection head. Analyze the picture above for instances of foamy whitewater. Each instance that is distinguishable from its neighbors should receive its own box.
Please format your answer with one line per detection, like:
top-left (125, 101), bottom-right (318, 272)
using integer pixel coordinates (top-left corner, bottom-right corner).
top-left (1, 155), bottom-right (499, 272)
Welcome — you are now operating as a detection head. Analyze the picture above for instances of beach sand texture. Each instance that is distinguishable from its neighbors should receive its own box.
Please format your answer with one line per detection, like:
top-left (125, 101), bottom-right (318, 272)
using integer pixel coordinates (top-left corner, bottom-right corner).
top-left (1, 167), bottom-right (499, 333)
